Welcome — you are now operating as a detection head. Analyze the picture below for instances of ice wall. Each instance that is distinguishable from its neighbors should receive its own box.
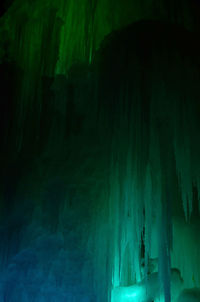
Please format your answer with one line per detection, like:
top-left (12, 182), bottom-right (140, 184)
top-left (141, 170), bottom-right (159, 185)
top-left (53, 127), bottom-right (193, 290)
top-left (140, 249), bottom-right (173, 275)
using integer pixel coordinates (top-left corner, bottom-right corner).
top-left (0, 1), bottom-right (200, 302)
top-left (0, 0), bottom-right (199, 154)
top-left (0, 0), bottom-right (198, 74)
top-left (93, 20), bottom-right (200, 301)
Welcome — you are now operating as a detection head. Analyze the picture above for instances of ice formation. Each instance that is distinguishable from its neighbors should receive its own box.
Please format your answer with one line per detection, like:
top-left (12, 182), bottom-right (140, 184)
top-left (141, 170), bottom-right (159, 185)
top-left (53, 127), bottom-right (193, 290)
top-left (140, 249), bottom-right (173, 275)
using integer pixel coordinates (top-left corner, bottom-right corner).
top-left (0, 1), bottom-right (200, 302)
top-left (111, 269), bottom-right (183, 302)
top-left (92, 20), bottom-right (200, 302)
top-left (177, 288), bottom-right (200, 302)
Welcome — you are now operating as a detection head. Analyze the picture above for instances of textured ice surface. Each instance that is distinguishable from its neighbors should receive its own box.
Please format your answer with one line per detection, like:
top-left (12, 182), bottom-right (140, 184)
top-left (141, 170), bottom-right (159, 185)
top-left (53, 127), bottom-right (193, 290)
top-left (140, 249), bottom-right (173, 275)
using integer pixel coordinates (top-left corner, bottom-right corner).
top-left (111, 269), bottom-right (183, 302)
top-left (177, 288), bottom-right (200, 302)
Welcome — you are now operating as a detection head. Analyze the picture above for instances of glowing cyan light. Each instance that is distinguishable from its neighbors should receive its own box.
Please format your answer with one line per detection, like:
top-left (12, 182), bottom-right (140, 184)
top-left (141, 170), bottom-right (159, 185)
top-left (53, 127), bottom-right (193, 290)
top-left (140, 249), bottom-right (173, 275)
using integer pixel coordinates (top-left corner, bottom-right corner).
top-left (126, 292), bottom-right (137, 298)
top-left (111, 285), bottom-right (144, 302)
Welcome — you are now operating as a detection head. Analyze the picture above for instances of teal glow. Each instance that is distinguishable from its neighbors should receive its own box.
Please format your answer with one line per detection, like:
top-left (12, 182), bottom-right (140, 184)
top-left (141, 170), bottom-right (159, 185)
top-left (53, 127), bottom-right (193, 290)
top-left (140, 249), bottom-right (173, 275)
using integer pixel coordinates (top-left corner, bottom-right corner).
top-left (111, 285), bottom-right (144, 302)
top-left (126, 292), bottom-right (137, 298)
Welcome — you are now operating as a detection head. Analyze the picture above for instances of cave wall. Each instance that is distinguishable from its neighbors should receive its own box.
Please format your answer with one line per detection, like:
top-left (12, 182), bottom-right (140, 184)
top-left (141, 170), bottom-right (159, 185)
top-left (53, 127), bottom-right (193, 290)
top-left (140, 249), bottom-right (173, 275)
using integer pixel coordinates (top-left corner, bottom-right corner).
top-left (0, 1), bottom-right (200, 302)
